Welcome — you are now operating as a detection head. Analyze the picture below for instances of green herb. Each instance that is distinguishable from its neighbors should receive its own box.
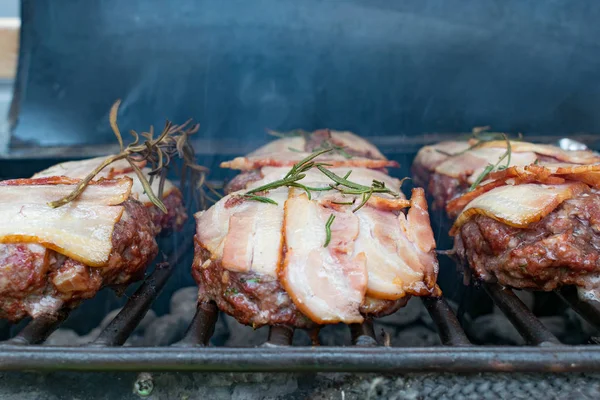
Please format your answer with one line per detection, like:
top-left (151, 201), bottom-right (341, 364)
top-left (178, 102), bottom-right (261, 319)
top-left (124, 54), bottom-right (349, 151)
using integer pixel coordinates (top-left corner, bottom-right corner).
top-left (288, 147), bottom-right (303, 152)
top-left (224, 287), bottom-right (239, 296)
top-left (243, 278), bottom-right (261, 284)
top-left (48, 100), bottom-right (207, 212)
top-left (323, 214), bottom-right (336, 247)
top-left (331, 200), bottom-right (356, 205)
top-left (244, 195), bottom-right (278, 205)
top-left (468, 133), bottom-right (512, 191)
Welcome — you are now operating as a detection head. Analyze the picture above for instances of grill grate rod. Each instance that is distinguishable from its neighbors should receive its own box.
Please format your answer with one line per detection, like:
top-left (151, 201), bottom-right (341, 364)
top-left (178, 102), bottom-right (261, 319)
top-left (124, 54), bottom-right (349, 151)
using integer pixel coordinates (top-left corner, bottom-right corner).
top-left (557, 286), bottom-right (600, 330)
top-left (349, 320), bottom-right (378, 346)
top-left (175, 301), bottom-right (219, 346)
top-left (421, 297), bottom-right (471, 346)
top-left (265, 325), bottom-right (295, 346)
top-left (4, 309), bottom-right (70, 345)
top-left (484, 283), bottom-right (561, 345)
top-left (90, 234), bottom-right (193, 346)
top-left (92, 262), bottom-right (175, 346)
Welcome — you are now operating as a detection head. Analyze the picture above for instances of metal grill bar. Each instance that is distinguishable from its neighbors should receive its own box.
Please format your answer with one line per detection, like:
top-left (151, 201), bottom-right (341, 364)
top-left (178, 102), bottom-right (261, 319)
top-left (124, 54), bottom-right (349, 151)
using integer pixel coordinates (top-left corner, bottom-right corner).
top-left (92, 262), bottom-right (174, 346)
top-left (4, 310), bottom-right (70, 345)
top-left (484, 283), bottom-right (561, 345)
top-left (557, 286), bottom-right (600, 330)
top-left (176, 301), bottom-right (218, 346)
top-left (1, 345), bottom-right (599, 372)
top-left (421, 297), bottom-right (471, 346)
top-left (265, 326), bottom-right (294, 346)
top-left (349, 320), bottom-right (378, 346)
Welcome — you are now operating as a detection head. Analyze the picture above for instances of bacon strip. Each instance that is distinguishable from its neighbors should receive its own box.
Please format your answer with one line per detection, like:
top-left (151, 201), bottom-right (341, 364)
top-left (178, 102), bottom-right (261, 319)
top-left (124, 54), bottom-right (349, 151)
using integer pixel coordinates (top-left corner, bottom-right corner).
top-left (0, 179), bottom-right (132, 267)
top-left (450, 182), bottom-right (588, 235)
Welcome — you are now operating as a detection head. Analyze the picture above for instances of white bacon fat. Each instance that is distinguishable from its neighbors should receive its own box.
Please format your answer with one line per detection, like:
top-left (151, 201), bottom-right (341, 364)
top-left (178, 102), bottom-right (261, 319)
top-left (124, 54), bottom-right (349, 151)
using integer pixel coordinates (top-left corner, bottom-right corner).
top-left (33, 156), bottom-right (176, 206)
top-left (451, 182), bottom-right (588, 234)
top-left (0, 178), bottom-right (132, 267)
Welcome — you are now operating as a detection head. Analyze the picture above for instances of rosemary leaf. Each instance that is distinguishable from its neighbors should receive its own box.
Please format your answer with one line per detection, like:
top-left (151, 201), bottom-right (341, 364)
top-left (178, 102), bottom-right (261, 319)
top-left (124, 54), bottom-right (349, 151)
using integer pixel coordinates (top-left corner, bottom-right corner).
top-left (110, 100), bottom-right (124, 152)
top-left (323, 214), bottom-right (336, 247)
top-left (316, 166), bottom-right (370, 191)
top-left (352, 189), bottom-right (373, 213)
top-left (469, 164), bottom-right (494, 191)
top-left (244, 195), bottom-right (278, 205)
top-left (47, 153), bottom-right (127, 208)
top-left (129, 159), bottom-right (168, 213)
top-left (331, 200), bottom-right (355, 205)
top-left (289, 182), bottom-right (312, 200)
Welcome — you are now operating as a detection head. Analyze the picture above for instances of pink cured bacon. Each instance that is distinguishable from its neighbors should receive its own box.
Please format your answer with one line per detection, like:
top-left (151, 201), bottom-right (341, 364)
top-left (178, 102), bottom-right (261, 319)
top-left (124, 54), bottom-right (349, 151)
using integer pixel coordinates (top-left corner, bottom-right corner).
top-left (193, 131), bottom-right (439, 327)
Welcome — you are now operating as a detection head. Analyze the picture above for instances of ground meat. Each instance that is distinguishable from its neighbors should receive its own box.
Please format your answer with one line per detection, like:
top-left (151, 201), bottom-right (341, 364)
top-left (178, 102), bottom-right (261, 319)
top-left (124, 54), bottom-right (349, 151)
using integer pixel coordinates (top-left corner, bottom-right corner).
top-left (411, 160), bottom-right (468, 214)
top-left (147, 190), bottom-right (188, 234)
top-left (192, 241), bottom-right (407, 328)
top-left (455, 189), bottom-right (600, 291)
top-left (0, 199), bottom-right (158, 322)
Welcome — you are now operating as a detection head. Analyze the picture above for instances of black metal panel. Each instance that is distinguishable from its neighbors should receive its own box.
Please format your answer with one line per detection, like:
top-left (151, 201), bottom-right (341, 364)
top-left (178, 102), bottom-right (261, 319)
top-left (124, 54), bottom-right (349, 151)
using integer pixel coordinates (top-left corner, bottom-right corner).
top-left (12, 0), bottom-right (600, 147)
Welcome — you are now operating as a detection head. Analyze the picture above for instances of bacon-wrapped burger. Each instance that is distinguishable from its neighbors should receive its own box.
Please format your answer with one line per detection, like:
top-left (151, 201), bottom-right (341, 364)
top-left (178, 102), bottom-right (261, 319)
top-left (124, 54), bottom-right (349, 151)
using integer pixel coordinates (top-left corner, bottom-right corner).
top-left (193, 130), bottom-right (440, 328)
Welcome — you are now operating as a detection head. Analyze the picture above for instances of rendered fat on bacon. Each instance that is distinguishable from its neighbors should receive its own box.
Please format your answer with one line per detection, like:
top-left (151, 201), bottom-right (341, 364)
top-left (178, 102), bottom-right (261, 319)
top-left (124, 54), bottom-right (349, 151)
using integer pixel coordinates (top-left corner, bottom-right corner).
top-left (33, 156), bottom-right (178, 207)
top-left (0, 177), bottom-right (133, 267)
top-left (33, 156), bottom-right (186, 232)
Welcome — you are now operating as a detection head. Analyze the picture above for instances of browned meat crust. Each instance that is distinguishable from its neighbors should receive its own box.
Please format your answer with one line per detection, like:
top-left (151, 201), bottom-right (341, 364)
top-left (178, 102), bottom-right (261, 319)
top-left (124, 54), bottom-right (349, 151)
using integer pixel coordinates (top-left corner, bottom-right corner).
top-left (192, 240), bottom-right (408, 328)
top-left (148, 190), bottom-right (188, 234)
top-left (455, 188), bottom-right (600, 291)
top-left (0, 199), bottom-right (158, 321)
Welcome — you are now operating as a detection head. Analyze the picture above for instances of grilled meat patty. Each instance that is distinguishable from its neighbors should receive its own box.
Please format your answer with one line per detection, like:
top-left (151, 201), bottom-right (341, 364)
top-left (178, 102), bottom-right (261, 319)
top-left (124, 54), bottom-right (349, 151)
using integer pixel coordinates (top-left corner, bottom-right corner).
top-left (455, 188), bottom-right (600, 293)
top-left (0, 199), bottom-right (157, 321)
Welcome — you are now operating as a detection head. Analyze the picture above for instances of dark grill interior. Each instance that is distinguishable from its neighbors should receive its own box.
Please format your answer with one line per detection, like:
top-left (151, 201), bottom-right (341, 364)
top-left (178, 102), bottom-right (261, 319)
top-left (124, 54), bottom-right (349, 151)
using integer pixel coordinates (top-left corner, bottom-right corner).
top-left (2, 141), bottom-right (600, 374)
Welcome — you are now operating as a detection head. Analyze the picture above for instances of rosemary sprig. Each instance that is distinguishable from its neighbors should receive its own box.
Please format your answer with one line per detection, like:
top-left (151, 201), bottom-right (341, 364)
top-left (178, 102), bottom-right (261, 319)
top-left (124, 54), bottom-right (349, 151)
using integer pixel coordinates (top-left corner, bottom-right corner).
top-left (323, 214), bottom-right (336, 247)
top-left (48, 99), bottom-right (208, 212)
top-left (468, 133), bottom-right (512, 191)
top-left (241, 148), bottom-right (335, 205)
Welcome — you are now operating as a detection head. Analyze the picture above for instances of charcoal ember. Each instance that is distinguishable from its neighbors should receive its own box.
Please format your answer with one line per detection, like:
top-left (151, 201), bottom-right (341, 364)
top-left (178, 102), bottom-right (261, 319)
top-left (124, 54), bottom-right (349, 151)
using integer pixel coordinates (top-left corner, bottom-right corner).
top-left (44, 328), bottom-right (81, 346)
top-left (538, 316), bottom-right (567, 338)
top-left (565, 308), bottom-right (599, 338)
top-left (392, 326), bottom-right (440, 347)
top-left (169, 286), bottom-right (198, 323)
top-left (142, 314), bottom-right (191, 346)
top-left (376, 298), bottom-right (422, 327)
top-left (469, 313), bottom-right (524, 345)
top-left (318, 324), bottom-right (352, 346)
top-left (223, 315), bottom-right (268, 347)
